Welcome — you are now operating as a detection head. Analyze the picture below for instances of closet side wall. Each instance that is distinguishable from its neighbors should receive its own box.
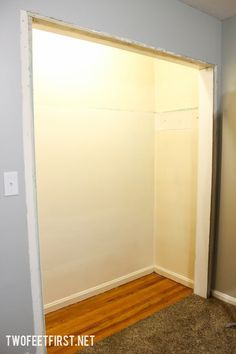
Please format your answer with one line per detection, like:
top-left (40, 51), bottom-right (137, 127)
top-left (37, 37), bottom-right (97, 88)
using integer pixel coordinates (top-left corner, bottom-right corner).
top-left (154, 59), bottom-right (199, 285)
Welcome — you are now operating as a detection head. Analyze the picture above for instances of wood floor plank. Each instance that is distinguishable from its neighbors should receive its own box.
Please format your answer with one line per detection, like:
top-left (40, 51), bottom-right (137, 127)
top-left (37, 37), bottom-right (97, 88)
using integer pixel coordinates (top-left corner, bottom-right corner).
top-left (46, 273), bottom-right (163, 326)
top-left (45, 273), bottom-right (192, 354)
top-left (48, 278), bottom-right (175, 335)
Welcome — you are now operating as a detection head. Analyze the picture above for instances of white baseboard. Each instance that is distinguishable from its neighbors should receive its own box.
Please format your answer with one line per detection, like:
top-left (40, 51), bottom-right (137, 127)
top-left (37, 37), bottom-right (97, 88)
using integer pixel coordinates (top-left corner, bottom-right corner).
top-left (154, 265), bottom-right (194, 289)
top-left (212, 290), bottom-right (236, 306)
top-left (44, 265), bottom-right (154, 313)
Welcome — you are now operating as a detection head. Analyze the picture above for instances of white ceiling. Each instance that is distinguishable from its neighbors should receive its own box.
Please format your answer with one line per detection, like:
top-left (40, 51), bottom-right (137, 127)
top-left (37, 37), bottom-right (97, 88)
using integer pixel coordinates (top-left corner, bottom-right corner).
top-left (178, 0), bottom-right (236, 20)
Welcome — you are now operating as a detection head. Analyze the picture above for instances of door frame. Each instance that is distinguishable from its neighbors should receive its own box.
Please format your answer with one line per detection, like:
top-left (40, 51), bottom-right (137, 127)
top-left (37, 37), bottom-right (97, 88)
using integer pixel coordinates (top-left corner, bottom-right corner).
top-left (20, 10), bottom-right (216, 352)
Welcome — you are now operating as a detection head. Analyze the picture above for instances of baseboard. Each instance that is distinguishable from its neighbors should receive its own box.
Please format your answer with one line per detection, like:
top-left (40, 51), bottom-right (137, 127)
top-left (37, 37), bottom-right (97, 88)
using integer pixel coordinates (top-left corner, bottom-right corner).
top-left (212, 290), bottom-right (236, 306)
top-left (44, 265), bottom-right (154, 313)
top-left (154, 265), bottom-right (194, 289)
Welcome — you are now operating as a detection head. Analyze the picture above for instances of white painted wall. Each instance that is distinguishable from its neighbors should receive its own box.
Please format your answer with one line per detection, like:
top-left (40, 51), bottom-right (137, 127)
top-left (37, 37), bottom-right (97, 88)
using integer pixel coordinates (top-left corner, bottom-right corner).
top-left (33, 29), bottom-right (155, 307)
top-left (154, 60), bottom-right (199, 286)
top-left (34, 28), bottom-right (200, 306)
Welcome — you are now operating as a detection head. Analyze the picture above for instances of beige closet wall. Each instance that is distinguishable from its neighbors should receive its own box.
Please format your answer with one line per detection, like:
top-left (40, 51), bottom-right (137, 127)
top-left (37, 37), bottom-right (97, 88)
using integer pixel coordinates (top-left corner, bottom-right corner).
top-left (154, 59), bottom-right (199, 285)
top-left (33, 28), bottom-right (199, 307)
top-left (33, 29), bottom-right (155, 306)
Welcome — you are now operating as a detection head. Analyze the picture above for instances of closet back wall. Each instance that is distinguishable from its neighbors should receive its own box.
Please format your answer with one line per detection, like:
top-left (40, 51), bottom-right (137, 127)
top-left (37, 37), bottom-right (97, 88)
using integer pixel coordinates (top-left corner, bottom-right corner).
top-left (33, 29), bottom-right (155, 307)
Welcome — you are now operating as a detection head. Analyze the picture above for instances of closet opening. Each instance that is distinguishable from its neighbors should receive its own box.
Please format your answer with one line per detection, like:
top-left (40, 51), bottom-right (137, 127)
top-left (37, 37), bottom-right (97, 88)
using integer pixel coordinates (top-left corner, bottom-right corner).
top-left (21, 12), bottom-right (215, 341)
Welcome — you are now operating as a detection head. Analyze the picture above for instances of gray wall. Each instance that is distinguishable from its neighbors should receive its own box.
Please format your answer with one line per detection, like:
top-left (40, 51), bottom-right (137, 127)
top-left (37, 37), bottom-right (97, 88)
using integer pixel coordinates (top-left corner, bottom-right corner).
top-left (0, 1), bottom-right (221, 353)
top-left (214, 16), bottom-right (236, 298)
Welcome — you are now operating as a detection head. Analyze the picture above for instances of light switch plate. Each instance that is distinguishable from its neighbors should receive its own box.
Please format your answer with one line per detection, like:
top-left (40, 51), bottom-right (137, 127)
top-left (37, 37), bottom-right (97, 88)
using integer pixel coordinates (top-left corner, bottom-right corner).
top-left (4, 171), bottom-right (19, 196)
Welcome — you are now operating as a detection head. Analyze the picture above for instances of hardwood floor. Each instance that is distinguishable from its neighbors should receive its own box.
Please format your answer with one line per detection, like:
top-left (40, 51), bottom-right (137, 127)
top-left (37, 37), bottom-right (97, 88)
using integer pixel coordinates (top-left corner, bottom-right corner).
top-left (45, 273), bottom-right (192, 354)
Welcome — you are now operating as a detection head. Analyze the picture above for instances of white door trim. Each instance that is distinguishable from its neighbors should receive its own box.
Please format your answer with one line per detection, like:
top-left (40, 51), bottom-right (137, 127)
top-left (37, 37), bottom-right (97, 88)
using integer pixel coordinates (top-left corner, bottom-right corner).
top-left (20, 10), bottom-right (216, 342)
top-left (20, 10), bottom-right (46, 354)
top-left (194, 68), bottom-right (214, 298)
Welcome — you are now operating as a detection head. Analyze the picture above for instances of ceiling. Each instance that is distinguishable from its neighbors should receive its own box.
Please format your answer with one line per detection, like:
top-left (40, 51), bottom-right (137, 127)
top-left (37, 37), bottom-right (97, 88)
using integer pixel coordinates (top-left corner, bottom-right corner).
top-left (178, 0), bottom-right (236, 20)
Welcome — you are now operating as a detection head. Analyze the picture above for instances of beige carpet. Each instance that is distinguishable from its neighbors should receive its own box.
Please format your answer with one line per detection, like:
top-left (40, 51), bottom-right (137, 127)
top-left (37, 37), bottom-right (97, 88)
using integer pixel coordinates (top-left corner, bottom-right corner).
top-left (78, 295), bottom-right (236, 354)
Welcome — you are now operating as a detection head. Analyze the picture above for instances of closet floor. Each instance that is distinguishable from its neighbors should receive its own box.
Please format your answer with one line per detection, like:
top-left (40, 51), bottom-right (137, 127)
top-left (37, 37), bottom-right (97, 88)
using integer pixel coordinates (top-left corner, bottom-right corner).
top-left (45, 273), bottom-right (192, 353)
